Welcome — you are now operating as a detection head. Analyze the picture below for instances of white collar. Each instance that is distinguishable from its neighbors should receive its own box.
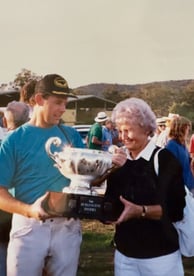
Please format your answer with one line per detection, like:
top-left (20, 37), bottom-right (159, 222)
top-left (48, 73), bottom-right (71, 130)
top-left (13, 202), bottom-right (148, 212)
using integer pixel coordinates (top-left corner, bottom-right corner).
top-left (128, 139), bottom-right (157, 161)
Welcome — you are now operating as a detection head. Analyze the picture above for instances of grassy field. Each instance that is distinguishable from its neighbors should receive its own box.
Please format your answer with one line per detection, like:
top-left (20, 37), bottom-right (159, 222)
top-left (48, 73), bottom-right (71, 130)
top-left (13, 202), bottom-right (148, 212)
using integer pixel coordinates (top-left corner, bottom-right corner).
top-left (77, 220), bottom-right (194, 276)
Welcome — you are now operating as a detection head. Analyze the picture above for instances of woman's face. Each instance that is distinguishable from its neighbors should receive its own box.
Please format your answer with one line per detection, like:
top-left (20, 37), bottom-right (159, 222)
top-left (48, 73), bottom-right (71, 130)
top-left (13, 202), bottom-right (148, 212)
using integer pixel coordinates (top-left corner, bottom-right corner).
top-left (117, 122), bottom-right (149, 158)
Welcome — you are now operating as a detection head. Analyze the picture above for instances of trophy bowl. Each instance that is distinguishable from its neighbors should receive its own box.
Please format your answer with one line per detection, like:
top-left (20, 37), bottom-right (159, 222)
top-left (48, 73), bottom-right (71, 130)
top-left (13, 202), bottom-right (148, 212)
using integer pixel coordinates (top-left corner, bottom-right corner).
top-left (43, 137), bottom-right (118, 221)
top-left (45, 137), bottom-right (113, 194)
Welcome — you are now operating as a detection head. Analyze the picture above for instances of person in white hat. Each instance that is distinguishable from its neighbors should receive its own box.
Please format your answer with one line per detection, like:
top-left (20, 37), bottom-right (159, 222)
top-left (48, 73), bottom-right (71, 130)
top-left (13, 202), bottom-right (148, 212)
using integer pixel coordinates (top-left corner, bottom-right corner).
top-left (151, 117), bottom-right (166, 145)
top-left (156, 113), bottom-right (179, 148)
top-left (87, 111), bottom-right (110, 150)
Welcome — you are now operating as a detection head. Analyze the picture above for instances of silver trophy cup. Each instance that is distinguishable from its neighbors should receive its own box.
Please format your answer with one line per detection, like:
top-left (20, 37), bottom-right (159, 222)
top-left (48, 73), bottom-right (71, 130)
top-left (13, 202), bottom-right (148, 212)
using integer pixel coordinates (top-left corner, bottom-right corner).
top-left (43, 137), bottom-right (117, 220)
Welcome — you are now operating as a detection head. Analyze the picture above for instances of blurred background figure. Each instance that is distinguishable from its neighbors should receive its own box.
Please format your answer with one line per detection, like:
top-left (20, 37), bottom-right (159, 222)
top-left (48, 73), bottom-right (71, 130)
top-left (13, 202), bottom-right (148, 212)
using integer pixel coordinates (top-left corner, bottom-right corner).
top-left (156, 113), bottom-right (179, 148)
top-left (3, 101), bottom-right (30, 132)
top-left (0, 100), bottom-right (29, 276)
top-left (111, 122), bottom-right (123, 147)
top-left (165, 115), bottom-right (194, 193)
top-left (0, 110), bottom-right (7, 143)
top-left (20, 79), bottom-right (37, 118)
top-left (189, 133), bottom-right (194, 159)
top-left (189, 133), bottom-right (194, 175)
top-left (87, 111), bottom-right (110, 150)
top-left (102, 119), bottom-right (113, 151)
top-left (0, 110), bottom-right (4, 128)
top-left (151, 117), bottom-right (166, 144)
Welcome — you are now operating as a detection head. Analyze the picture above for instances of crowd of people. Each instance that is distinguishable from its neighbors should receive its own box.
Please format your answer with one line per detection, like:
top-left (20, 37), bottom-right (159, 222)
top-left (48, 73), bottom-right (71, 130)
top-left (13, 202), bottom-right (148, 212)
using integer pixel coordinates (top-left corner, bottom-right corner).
top-left (86, 111), bottom-right (122, 151)
top-left (151, 113), bottom-right (194, 192)
top-left (0, 75), bottom-right (194, 275)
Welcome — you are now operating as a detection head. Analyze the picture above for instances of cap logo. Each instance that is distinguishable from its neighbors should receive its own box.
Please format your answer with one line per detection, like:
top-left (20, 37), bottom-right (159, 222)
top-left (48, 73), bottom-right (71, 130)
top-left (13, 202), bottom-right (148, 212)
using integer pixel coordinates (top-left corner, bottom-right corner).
top-left (54, 77), bottom-right (68, 89)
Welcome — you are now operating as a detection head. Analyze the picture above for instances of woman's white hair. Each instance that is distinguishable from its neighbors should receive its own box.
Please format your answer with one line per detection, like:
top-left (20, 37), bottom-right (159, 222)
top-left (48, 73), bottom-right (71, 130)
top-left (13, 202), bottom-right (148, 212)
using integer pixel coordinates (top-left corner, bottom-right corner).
top-left (111, 97), bottom-right (157, 136)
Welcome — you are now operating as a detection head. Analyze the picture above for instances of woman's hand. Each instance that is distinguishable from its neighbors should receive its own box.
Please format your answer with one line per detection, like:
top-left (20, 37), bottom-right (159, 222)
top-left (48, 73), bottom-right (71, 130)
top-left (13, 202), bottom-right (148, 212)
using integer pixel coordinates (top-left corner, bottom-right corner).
top-left (116, 196), bottom-right (142, 225)
top-left (115, 196), bottom-right (162, 225)
top-left (111, 147), bottom-right (127, 168)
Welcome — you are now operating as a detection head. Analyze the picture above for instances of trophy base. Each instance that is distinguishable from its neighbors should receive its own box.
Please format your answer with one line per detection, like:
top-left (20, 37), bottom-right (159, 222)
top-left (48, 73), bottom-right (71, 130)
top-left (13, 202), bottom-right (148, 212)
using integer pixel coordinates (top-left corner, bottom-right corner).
top-left (42, 191), bottom-right (119, 222)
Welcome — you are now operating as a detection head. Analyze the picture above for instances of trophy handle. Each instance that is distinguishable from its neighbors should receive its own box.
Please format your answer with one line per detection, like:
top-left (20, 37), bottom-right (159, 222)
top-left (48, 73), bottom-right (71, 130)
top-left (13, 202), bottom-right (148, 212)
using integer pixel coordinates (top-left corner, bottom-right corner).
top-left (90, 165), bottom-right (117, 187)
top-left (45, 137), bottom-right (62, 162)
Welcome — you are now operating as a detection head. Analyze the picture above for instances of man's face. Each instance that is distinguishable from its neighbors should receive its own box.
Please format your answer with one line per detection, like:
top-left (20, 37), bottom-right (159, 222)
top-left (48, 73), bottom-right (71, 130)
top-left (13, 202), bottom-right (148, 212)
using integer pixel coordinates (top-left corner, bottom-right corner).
top-left (40, 95), bottom-right (67, 127)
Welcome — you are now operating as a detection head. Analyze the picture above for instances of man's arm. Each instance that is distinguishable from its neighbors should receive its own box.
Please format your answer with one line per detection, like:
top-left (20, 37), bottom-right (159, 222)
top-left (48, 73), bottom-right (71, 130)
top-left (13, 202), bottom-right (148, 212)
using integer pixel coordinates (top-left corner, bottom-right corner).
top-left (92, 136), bottom-right (103, 145)
top-left (0, 186), bottom-right (50, 221)
top-left (92, 136), bottom-right (110, 147)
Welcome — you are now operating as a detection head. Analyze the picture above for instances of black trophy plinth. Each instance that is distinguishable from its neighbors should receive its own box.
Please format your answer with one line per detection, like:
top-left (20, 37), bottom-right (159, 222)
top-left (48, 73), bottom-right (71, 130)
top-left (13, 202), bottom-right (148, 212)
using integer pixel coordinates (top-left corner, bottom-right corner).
top-left (42, 191), bottom-right (119, 222)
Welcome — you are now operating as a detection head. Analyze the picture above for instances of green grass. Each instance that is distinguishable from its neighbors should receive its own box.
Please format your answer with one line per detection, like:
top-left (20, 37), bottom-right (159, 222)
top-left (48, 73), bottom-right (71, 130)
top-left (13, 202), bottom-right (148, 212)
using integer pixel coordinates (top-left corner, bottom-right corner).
top-left (77, 220), bottom-right (194, 276)
top-left (77, 220), bottom-right (114, 276)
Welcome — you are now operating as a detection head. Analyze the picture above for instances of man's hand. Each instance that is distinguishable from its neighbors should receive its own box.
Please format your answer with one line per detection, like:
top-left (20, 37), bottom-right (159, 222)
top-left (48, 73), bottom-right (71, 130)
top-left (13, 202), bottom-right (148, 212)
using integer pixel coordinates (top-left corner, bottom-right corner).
top-left (28, 192), bottom-right (51, 221)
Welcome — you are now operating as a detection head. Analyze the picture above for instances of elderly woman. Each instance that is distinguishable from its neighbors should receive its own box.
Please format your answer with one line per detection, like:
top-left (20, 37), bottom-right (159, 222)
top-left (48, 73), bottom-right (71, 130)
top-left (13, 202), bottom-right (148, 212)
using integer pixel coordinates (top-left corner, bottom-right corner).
top-left (104, 98), bottom-right (186, 276)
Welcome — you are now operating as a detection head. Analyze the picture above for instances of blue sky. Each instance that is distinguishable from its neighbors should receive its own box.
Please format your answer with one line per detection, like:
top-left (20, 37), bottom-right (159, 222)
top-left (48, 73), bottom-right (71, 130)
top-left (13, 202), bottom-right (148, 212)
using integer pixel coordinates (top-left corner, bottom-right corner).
top-left (1, 0), bottom-right (194, 88)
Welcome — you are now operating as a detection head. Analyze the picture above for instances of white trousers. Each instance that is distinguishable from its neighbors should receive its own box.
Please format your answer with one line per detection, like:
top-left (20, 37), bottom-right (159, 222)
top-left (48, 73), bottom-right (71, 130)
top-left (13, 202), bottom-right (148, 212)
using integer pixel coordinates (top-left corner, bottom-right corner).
top-left (7, 214), bottom-right (82, 276)
top-left (114, 249), bottom-right (184, 276)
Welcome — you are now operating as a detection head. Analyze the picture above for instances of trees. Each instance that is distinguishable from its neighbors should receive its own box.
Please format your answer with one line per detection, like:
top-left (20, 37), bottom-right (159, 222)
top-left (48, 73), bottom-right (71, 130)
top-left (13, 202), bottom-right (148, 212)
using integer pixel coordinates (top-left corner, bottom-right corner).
top-left (13, 68), bottom-right (42, 88)
top-left (1, 68), bottom-right (194, 124)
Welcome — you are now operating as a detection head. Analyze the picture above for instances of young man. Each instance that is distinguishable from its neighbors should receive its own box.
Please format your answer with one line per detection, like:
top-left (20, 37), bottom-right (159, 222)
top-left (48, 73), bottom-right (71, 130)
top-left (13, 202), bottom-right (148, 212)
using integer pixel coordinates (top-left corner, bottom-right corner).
top-left (0, 74), bottom-right (127, 276)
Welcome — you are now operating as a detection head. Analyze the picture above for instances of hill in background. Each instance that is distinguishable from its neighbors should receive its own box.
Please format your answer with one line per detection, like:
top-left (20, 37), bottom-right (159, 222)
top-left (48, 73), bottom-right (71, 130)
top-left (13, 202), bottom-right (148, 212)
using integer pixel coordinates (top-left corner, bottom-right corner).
top-left (1, 77), bottom-right (194, 123)
top-left (74, 79), bottom-right (194, 121)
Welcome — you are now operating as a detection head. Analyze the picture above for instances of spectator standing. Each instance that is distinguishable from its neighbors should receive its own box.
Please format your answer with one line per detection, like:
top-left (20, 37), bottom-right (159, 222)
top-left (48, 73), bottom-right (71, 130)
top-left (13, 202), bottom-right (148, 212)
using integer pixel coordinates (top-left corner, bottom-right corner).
top-left (0, 110), bottom-right (4, 127)
top-left (87, 111), bottom-right (109, 150)
top-left (104, 98), bottom-right (186, 276)
top-left (0, 100), bottom-right (29, 276)
top-left (189, 133), bottom-right (194, 175)
top-left (19, 79), bottom-right (37, 118)
top-left (165, 115), bottom-right (194, 193)
top-left (0, 110), bottom-right (7, 143)
top-left (156, 113), bottom-right (179, 148)
top-left (111, 122), bottom-right (123, 147)
top-left (189, 133), bottom-right (194, 159)
top-left (151, 117), bottom-right (166, 144)
top-left (3, 101), bottom-right (30, 132)
top-left (102, 119), bottom-right (113, 151)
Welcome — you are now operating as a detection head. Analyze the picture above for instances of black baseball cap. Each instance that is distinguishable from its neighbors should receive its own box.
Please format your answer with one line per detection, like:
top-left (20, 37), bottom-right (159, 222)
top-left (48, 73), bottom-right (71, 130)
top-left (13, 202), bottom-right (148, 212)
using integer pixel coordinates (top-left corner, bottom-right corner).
top-left (35, 74), bottom-right (77, 98)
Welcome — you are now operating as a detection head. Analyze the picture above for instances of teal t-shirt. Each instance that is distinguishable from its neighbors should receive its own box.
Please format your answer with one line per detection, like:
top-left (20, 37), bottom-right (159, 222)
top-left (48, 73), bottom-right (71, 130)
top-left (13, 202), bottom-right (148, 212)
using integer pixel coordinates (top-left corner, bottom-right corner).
top-left (0, 123), bottom-right (84, 204)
